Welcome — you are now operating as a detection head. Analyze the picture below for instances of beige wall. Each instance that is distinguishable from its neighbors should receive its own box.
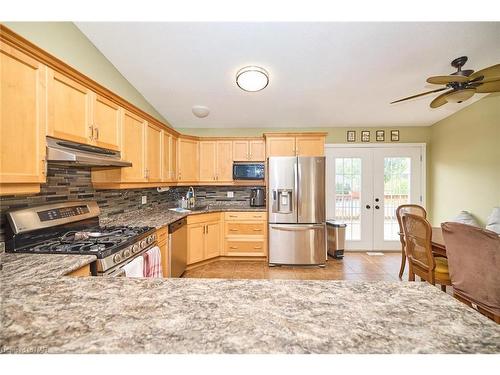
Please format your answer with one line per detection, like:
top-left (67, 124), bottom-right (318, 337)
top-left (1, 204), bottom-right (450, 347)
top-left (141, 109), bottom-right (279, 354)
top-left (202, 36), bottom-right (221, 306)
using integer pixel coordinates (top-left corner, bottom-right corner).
top-left (177, 126), bottom-right (431, 144)
top-left (429, 94), bottom-right (500, 226)
top-left (3, 22), bottom-right (168, 124)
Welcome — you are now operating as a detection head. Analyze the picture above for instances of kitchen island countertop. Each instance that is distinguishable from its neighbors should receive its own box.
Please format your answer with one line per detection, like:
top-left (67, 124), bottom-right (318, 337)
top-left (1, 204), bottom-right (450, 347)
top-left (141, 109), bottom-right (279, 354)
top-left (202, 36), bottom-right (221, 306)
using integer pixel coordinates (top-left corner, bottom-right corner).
top-left (1, 273), bottom-right (499, 354)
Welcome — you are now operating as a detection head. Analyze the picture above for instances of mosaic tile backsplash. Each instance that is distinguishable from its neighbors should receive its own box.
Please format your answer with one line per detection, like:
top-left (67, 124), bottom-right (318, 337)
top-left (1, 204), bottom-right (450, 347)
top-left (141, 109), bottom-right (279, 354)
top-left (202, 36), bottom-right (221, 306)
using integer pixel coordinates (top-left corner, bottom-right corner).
top-left (0, 165), bottom-right (263, 243)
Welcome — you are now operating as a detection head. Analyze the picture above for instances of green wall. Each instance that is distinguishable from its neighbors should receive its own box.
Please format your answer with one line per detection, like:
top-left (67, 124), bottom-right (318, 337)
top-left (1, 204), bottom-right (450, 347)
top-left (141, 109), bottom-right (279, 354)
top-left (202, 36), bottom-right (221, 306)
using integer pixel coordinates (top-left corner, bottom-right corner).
top-left (3, 22), bottom-right (168, 124)
top-left (429, 94), bottom-right (500, 226)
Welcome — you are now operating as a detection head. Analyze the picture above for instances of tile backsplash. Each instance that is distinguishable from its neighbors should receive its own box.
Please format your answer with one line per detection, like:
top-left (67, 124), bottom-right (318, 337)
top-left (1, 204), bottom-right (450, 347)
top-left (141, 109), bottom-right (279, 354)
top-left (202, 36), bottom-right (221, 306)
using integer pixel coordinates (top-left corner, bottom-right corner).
top-left (0, 164), bottom-right (263, 243)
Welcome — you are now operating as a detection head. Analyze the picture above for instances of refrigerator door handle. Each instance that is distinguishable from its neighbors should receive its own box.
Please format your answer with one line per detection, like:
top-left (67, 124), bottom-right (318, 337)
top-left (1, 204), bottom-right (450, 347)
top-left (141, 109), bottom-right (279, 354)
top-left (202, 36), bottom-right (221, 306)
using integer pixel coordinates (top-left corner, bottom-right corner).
top-left (295, 161), bottom-right (300, 220)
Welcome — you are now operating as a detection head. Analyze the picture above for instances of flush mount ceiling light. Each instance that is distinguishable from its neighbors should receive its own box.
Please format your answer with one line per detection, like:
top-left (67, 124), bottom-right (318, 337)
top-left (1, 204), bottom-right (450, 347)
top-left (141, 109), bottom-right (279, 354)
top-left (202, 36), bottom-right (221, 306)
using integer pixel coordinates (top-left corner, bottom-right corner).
top-left (192, 105), bottom-right (210, 118)
top-left (236, 66), bottom-right (269, 92)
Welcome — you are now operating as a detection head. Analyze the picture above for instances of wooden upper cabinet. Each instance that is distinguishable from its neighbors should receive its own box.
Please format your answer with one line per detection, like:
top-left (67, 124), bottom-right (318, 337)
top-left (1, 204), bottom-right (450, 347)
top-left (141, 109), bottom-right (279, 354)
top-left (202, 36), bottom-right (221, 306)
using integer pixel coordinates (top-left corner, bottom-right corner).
top-left (0, 42), bottom-right (47, 190)
top-left (216, 141), bottom-right (233, 182)
top-left (296, 136), bottom-right (325, 156)
top-left (199, 141), bottom-right (217, 182)
top-left (146, 123), bottom-right (162, 182)
top-left (266, 137), bottom-right (296, 157)
top-left (177, 137), bottom-right (199, 182)
top-left (162, 131), bottom-right (177, 182)
top-left (233, 140), bottom-right (249, 161)
top-left (47, 69), bottom-right (92, 145)
top-left (249, 140), bottom-right (265, 161)
top-left (92, 94), bottom-right (121, 151)
top-left (265, 134), bottom-right (326, 157)
top-left (121, 110), bottom-right (146, 182)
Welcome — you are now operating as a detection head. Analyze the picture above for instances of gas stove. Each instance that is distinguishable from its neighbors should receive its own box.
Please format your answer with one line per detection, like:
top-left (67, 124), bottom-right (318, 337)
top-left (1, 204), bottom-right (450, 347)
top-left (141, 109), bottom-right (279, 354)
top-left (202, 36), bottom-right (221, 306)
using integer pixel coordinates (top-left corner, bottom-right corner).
top-left (5, 201), bottom-right (157, 276)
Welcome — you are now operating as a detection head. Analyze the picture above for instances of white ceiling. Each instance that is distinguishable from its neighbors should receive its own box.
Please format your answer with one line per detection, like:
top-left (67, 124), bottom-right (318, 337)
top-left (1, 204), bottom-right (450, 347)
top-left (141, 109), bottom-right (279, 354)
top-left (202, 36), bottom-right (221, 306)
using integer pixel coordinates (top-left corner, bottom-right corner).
top-left (76, 22), bottom-right (500, 129)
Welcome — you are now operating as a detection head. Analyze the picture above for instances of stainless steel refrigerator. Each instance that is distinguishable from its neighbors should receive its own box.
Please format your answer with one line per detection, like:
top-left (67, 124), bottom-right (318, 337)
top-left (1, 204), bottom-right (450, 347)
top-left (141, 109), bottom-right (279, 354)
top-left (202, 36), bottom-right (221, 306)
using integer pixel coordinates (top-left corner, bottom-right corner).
top-left (268, 156), bottom-right (326, 266)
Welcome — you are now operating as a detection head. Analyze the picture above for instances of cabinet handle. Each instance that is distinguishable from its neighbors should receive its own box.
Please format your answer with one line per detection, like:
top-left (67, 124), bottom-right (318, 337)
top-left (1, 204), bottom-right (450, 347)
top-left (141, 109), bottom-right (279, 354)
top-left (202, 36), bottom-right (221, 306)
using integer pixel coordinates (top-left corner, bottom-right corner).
top-left (41, 159), bottom-right (47, 175)
top-left (229, 229), bottom-right (238, 232)
top-left (229, 246), bottom-right (238, 249)
top-left (253, 215), bottom-right (262, 218)
top-left (145, 168), bottom-right (149, 179)
top-left (206, 225), bottom-right (209, 234)
top-left (253, 229), bottom-right (262, 232)
top-left (253, 246), bottom-right (262, 249)
top-left (229, 215), bottom-right (237, 218)
top-left (89, 125), bottom-right (94, 140)
top-left (249, 153), bottom-right (252, 159)
top-left (94, 127), bottom-right (99, 140)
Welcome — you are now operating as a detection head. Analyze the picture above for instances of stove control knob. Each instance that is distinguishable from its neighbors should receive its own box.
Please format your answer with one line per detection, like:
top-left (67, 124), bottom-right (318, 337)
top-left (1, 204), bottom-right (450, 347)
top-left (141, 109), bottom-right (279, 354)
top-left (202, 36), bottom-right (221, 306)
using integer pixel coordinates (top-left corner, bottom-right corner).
top-left (113, 253), bottom-right (122, 263)
top-left (131, 244), bottom-right (139, 253)
top-left (123, 249), bottom-right (131, 258)
top-left (140, 240), bottom-right (147, 249)
top-left (146, 235), bottom-right (153, 244)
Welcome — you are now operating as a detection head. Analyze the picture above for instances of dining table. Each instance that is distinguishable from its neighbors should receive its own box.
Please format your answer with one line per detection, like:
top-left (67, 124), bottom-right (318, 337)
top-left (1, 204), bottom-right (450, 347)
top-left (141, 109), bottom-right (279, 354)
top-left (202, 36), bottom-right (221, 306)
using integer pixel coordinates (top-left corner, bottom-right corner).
top-left (431, 227), bottom-right (447, 257)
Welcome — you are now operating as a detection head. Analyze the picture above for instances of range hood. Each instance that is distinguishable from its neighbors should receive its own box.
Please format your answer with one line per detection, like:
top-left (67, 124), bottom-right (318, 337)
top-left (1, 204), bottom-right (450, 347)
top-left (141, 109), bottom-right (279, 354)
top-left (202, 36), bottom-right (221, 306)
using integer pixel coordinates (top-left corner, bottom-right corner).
top-left (46, 137), bottom-right (132, 167)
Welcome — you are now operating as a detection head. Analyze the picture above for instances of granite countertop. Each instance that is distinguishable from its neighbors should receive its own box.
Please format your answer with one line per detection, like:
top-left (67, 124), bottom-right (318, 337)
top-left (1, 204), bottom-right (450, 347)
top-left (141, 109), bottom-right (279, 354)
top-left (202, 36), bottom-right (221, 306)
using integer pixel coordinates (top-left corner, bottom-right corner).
top-left (1, 277), bottom-right (499, 354)
top-left (99, 203), bottom-right (267, 229)
top-left (0, 252), bottom-right (96, 283)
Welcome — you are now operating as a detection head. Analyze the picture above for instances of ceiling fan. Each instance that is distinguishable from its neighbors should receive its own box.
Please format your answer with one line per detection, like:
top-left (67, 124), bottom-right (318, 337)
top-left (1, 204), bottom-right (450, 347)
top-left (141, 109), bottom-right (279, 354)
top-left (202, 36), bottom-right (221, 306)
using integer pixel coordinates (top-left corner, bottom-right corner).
top-left (391, 56), bottom-right (500, 108)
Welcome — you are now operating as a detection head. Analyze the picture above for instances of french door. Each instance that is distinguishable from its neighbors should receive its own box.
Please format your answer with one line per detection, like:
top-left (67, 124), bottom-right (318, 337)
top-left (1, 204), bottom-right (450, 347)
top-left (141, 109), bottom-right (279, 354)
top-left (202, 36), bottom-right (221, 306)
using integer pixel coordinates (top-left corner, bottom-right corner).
top-left (325, 145), bottom-right (424, 250)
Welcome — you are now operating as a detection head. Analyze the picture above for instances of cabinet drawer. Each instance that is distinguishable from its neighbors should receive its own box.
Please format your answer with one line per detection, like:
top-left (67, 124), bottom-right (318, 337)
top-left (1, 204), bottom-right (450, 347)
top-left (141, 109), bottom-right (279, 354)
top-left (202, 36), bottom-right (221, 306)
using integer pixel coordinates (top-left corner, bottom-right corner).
top-left (224, 212), bottom-right (267, 221)
top-left (66, 264), bottom-right (91, 277)
top-left (225, 240), bottom-right (266, 256)
top-left (225, 222), bottom-right (265, 236)
top-left (187, 212), bottom-right (221, 225)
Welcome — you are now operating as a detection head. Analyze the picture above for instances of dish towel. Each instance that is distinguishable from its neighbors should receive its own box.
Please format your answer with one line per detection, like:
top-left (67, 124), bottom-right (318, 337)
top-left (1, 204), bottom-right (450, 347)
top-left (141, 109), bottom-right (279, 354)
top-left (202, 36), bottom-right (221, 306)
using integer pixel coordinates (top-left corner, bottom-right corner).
top-left (143, 246), bottom-right (163, 278)
top-left (123, 255), bottom-right (144, 277)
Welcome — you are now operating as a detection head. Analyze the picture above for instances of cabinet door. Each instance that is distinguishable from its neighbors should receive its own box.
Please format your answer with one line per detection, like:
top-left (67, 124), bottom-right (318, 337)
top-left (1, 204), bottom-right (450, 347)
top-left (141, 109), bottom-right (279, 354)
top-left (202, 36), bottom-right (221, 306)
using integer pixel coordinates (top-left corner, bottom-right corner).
top-left (178, 138), bottom-right (199, 182)
top-left (47, 69), bottom-right (91, 144)
top-left (216, 141), bottom-right (233, 182)
top-left (187, 223), bottom-right (205, 265)
top-left (121, 110), bottom-right (146, 182)
top-left (0, 43), bottom-right (47, 185)
top-left (205, 221), bottom-right (221, 259)
top-left (233, 140), bottom-right (249, 161)
top-left (199, 141), bottom-right (217, 182)
top-left (161, 130), bottom-right (176, 182)
top-left (296, 136), bottom-right (325, 156)
top-left (146, 123), bottom-right (162, 182)
top-left (249, 140), bottom-right (265, 161)
top-left (171, 137), bottom-right (178, 181)
top-left (92, 94), bottom-right (121, 151)
top-left (266, 137), bottom-right (296, 157)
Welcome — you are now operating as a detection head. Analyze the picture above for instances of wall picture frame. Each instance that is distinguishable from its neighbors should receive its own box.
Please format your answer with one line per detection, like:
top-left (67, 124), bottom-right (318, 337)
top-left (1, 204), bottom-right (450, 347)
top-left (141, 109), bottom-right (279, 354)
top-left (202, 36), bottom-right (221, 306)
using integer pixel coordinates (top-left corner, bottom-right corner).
top-left (346, 130), bottom-right (356, 142)
top-left (391, 130), bottom-right (400, 142)
top-left (376, 130), bottom-right (385, 142)
top-left (361, 130), bottom-right (370, 142)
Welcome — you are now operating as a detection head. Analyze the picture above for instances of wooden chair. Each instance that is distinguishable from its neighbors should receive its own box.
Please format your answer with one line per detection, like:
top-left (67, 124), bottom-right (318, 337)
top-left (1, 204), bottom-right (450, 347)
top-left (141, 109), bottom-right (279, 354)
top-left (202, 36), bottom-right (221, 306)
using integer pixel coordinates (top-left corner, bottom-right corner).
top-left (441, 222), bottom-right (500, 323)
top-left (396, 204), bottom-right (427, 279)
top-left (401, 213), bottom-right (451, 291)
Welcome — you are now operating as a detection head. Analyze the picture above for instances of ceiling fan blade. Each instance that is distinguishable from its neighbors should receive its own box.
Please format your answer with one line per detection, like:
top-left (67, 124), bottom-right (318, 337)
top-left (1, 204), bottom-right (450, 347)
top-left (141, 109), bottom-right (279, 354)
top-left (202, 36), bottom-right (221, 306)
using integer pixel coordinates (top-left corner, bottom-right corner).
top-left (390, 87), bottom-right (447, 104)
top-left (474, 78), bottom-right (500, 93)
top-left (469, 64), bottom-right (500, 81)
top-left (430, 90), bottom-right (453, 108)
top-left (426, 75), bottom-right (470, 85)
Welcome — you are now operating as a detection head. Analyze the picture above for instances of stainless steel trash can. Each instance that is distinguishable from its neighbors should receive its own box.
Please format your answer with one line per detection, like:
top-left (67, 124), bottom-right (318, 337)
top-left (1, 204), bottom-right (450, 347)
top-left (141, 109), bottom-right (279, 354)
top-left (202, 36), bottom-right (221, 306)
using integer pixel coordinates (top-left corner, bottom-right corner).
top-left (326, 221), bottom-right (347, 259)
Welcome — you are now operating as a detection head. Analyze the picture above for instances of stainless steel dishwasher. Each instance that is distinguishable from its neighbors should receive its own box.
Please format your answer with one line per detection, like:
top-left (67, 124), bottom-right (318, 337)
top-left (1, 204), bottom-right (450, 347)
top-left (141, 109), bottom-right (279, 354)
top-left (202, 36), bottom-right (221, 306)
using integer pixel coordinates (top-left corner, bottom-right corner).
top-left (168, 218), bottom-right (187, 277)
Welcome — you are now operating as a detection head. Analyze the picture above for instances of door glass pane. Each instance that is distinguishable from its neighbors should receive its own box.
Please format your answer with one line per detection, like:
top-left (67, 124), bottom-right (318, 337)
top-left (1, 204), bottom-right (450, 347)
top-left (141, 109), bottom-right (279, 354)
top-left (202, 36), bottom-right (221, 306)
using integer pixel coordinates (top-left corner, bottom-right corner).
top-left (384, 157), bottom-right (411, 240)
top-left (335, 158), bottom-right (361, 240)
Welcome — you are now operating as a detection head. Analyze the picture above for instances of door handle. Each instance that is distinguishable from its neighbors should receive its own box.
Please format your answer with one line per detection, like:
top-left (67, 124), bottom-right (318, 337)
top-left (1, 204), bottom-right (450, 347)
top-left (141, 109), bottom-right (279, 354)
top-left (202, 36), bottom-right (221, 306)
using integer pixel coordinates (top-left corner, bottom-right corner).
top-left (366, 205), bottom-right (371, 209)
top-left (270, 225), bottom-right (323, 231)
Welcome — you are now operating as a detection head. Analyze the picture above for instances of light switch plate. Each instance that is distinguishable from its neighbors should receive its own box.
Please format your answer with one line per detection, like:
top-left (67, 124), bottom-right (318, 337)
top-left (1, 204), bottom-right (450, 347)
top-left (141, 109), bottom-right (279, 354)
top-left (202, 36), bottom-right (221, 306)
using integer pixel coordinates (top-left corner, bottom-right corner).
top-left (227, 191), bottom-right (234, 198)
top-left (141, 195), bottom-right (147, 204)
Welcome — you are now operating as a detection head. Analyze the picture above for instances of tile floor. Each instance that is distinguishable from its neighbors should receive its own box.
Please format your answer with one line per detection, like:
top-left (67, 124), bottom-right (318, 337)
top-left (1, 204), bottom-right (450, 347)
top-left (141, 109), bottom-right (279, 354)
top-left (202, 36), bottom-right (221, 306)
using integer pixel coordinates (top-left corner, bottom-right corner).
top-left (182, 251), bottom-right (409, 281)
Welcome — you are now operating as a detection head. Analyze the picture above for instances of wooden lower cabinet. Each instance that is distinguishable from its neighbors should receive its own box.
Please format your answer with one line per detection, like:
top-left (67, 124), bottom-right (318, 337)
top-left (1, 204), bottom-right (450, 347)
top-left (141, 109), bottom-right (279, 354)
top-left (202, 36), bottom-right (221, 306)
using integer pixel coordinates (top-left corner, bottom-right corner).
top-left (187, 213), bottom-right (222, 265)
top-left (156, 227), bottom-right (169, 277)
top-left (224, 211), bottom-right (267, 257)
top-left (66, 264), bottom-right (91, 277)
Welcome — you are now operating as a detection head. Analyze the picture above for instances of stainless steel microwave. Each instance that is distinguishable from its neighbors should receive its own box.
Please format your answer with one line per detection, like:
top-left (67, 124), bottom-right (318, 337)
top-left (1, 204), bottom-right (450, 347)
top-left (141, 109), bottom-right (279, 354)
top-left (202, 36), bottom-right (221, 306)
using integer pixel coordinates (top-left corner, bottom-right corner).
top-left (232, 163), bottom-right (265, 180)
